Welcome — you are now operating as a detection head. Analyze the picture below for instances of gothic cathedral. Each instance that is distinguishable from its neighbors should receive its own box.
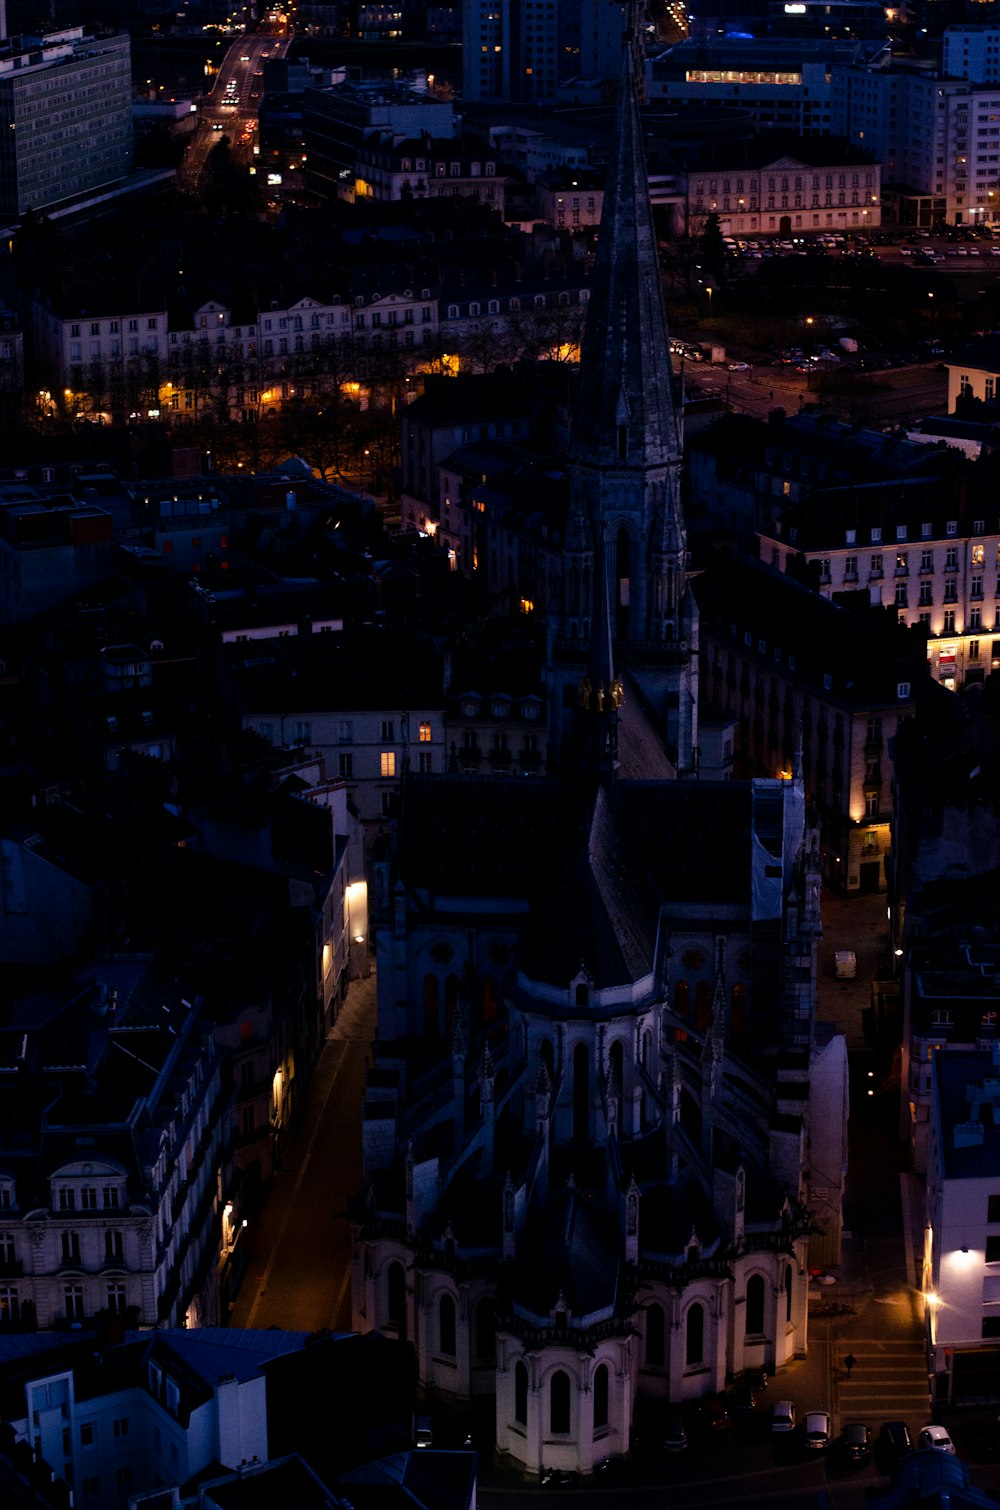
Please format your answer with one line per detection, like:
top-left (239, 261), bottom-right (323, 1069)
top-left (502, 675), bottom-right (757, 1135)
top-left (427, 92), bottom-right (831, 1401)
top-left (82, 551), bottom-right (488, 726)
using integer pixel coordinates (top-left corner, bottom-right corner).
top-left (350, 55), bottom-right (829, 1478)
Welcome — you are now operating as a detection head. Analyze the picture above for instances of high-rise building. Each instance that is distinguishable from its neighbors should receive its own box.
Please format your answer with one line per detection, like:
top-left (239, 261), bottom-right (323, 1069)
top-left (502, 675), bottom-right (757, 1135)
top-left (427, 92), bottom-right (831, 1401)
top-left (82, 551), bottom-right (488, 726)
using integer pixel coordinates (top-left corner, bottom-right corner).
top-left (0, 28), bottom-right (132, 221)
top-left (462, 0), bottom-right (629, 102)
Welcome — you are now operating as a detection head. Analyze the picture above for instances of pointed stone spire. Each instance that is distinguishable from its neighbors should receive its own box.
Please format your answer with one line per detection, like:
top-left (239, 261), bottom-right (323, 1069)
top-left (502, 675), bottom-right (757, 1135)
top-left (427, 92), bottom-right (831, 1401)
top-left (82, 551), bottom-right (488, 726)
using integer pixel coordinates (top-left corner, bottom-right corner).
top-left (571, 46), bottom-right (680, 472)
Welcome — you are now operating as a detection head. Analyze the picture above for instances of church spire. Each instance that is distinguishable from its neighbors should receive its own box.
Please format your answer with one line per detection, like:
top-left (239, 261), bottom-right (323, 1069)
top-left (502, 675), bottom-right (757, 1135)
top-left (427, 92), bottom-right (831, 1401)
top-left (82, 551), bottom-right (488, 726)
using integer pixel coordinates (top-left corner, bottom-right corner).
top-left (571, 47), bottom-right (680, 471)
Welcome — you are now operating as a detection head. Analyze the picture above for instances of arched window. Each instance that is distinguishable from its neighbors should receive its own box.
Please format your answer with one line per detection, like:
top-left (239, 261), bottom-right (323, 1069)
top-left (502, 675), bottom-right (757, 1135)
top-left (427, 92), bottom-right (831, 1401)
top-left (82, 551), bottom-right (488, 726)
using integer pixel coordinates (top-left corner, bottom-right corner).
top-left (646, 1302), bottom-right (665, 1367)
top-left (540, 1038), bottom-right (555, 1082)
top-left (730, 982), bottom-right (746, 1046)
top-left (515, 1360), bottom-right (528, 1424)
top-left (550, 1369), bottom-right (571, 1434)
top-left (387, 1261), bottom-right (406, 1338)
top-left (642, 1029), bottom-right (652, 1068)
top-left (745, 1273), bottom-right (765, 1335)
top-left (609, 1039), bottom-right (625, 1095)
top-left (785, 1264), bottom-right (794, 1323)
top-left (573, 1042), bottom-right (589, 1140)
top-left (695, 980), bottom-right (712, 1032)
top-left (593, 1363), bottom-right (609, 1429)
top-left (674, 981), bottom-right (689, 1018)
top-left (439, 1292), bottom-right (456, 1356)
top-left (575, 981), bottom-right (589, 1006)
top-left (482, 974), bottom-right (498, 1024)
top-left (444, 974), bottom-right (459, 1035)
top-left (685, 1303), bottom-right (704, 1367)
top-left (476, 1297), bottom-right (496, 1362)
top-left (615, 526), bottom-right (631, 639)
top-left (423, 973), bottom-right (439, 1037)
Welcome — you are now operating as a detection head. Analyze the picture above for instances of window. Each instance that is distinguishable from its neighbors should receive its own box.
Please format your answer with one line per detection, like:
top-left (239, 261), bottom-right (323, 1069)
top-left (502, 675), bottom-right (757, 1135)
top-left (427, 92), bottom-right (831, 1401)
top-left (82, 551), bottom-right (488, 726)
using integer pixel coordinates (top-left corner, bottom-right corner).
top-left (686, 1303), bottom-right (704, 1366)
top-left (61, 1231), bottom-right (80, 1264)
top-left (593, 1363), bottom-right (609, 1430)
top-left (865, 791), bottom-right (879, 818)
top-left (113, 1416), bottom-right (130, 1440)
top-left (897, 682), bottom-right (911, 699)
top-left (82, 1477), bottom-right (100, 1498)
top-left (988, 1195), bottom-right (1000, 1222)
top-left (58, 1188), bottom-right (75, 1212)
top-left (107, 1282), bottom-right (126, 1313)
top-left (380, 751), bottom-right (396, 778)
top-left (645, 1302), bottom-right (665, 1367)
top-left (439, 1293), bottom-right (456, 1355)
top-left (844, 555), bottom-right (857, 578)
top-left (745, 1274), bottom-right (766, 1334)
top-left (418, 752), bottom-right (433, 773)
top-left (0, 1286), bottom-right (19, 1324)
top-left (80, 1423), bottom-right (94, 1446)
top-left (339, 753), bottom-right (353, 778)
top-left (550, 1370), bottom-right (571, 1434)
top-left (944, 610), bottom-right (956, 633)
top-left (515, 1361), bottom-right (528, 1424)
top-left (896, 551), bottom-right (908, 574)
top-left (381, 720), bottom-right (394, 740)
top-left (104, 1230), bottom-right (123, 1263)
top-left (65, 1285), bottom-right (84, 1320)
top-left (116, 1467), bottom-right (133, 1490)
top-left (987, 1236), bottom-right (1000, 1263)
top-left (870, 554), bottom-right (883, 577)
top-left (419, 721), bottom-right (432, 742)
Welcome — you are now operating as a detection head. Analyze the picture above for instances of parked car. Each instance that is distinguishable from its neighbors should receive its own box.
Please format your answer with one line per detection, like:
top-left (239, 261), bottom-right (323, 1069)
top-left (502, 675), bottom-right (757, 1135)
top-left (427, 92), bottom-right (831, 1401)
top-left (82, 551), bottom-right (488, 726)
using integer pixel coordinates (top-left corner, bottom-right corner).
top-left (805, 1411), bottom-right (832, 1451)
top-left (878, 1421), bottom-right (913, 1465)
top-left (919, 1425), bottom-right (956, 1455)
top-left (771, 1400), bottom-right (797, 1433)
top-left (663, 1416), bottom-right (689, 1453)
top-left (689, 1396), bottom-right (733, 1434)
top-left (729, 362), bottom-right (750, 372)
top-left (731, 1383), bottom-right (757, 1414)
top-left (841, 1423), bottom-right (872, 1463)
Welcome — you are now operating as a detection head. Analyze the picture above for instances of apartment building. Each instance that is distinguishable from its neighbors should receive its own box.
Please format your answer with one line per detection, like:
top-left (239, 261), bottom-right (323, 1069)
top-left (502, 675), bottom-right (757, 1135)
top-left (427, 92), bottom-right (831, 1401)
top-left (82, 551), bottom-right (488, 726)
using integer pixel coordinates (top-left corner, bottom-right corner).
top-left (832, 65), bottom-right (1000, 226)
top-left (925, 1044), bottom-right (1000, 1405)
top-left (0, 957), bottom-right (234, 1336)
top-left (352, 133), bottom-right (507, 209)
top-left (943, 25), bottom-right (1000, 85)
top-left (695, 556), bottom-right (924, 893)
top-left (761, 484), bottom-right (1000, 690)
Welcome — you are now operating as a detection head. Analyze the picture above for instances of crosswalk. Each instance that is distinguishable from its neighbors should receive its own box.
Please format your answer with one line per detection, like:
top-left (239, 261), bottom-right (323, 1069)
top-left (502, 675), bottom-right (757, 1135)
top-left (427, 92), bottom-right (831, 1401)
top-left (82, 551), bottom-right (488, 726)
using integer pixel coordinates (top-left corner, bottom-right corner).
top-left (834, 1336), bottom-right (931, 1434)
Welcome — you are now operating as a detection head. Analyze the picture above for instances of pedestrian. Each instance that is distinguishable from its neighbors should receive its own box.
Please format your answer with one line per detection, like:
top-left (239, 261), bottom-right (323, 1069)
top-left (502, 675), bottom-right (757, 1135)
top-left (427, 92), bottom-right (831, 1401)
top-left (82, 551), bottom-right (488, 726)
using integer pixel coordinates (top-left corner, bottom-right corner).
top-left (845, 1353), bottom-right (857, 1379)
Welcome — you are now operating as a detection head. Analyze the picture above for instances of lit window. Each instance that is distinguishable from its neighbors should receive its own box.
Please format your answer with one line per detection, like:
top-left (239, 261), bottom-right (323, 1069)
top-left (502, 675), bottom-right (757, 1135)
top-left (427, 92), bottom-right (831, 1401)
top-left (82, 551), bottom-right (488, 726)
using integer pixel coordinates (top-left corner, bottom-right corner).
top-left (381, 751), bottom-right (396, 777)
top-left (419, 722), bottom-right (432, 743)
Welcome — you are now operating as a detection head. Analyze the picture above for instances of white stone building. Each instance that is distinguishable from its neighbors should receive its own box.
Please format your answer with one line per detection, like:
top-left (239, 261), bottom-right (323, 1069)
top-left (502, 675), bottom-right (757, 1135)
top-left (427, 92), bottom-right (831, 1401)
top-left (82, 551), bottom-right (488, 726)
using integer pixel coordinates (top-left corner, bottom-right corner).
top-left (2, 957), bottom-right (233, 1334)
top-left (925, 1044), bottom-right (1000, 1403)
top-left (684, 151), bottom-right (881, 238)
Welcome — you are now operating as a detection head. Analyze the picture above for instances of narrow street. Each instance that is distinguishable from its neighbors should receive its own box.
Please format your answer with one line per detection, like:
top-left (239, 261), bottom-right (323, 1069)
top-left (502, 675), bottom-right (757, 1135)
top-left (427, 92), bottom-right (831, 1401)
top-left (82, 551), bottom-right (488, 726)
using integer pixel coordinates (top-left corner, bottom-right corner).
top-left (228, 971), bottom-right (376, 1333)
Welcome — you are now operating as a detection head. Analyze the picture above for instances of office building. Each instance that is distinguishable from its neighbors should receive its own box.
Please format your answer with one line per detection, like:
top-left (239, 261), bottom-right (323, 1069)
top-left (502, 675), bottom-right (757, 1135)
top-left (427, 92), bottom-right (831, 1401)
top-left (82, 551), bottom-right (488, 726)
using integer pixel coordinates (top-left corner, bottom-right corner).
top-left (0, 29), bottom-right (132, 220)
